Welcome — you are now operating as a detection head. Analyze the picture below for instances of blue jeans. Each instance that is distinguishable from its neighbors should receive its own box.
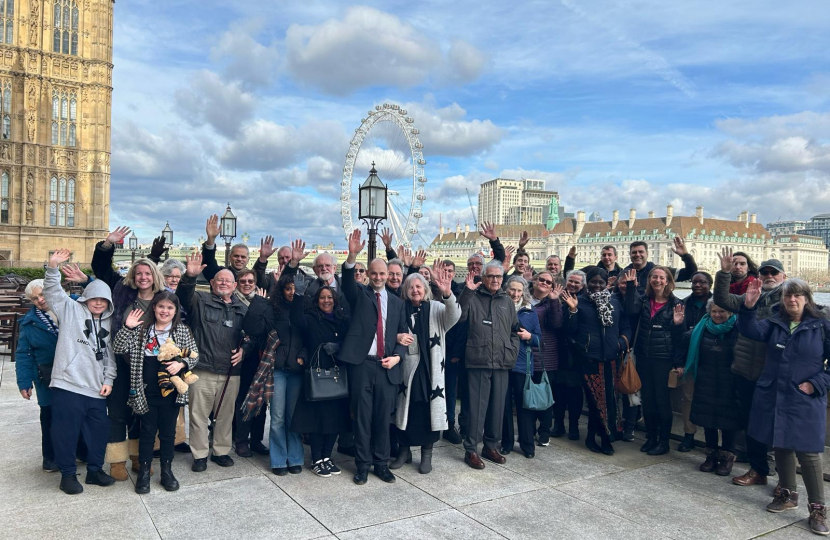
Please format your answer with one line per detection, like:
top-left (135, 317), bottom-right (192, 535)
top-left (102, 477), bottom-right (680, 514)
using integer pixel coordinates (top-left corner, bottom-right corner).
top-left (269, 370), bottom-right (304, 468)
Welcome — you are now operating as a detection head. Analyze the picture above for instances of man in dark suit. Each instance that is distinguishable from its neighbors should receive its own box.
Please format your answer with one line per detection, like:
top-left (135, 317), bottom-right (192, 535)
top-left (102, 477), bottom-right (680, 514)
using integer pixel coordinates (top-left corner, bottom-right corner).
top-left (340, 230), bottom-right (407, 485)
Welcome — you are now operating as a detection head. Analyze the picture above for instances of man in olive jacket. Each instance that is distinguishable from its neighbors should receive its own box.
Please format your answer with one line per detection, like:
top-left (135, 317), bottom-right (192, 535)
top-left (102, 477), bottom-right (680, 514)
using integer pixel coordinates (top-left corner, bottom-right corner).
top-left (177, 253), bottom-right (249, 472)
top-left (714, 248), bottom-right (785, 487)
top-left (459, 260), bottom-right (520, 470)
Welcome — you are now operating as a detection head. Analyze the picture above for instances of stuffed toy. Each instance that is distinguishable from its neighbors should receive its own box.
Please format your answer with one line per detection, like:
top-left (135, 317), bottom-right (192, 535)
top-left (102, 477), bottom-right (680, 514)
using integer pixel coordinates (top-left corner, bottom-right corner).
top-left (157, 339), bottom-right (198, 396)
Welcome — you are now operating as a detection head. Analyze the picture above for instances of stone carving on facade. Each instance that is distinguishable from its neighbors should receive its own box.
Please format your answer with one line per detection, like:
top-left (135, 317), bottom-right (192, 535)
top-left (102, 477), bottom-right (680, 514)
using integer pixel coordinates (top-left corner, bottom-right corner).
top-left (51, 149), bottom-right (78, 169)
top-left (27, 111), bottom-right (37, 142)
top-left (26, 173), bottom-right (35, 225)
top-left (30, 1), bottom-right (41, 46)
top-left (39, 147), bottom-right (47, 167)
top-left (26, 146), bottom-right (35, 163)
top-left (14, 144), bottom-right (22, 164)
top-left (0, 143), bottom-right (10, 162)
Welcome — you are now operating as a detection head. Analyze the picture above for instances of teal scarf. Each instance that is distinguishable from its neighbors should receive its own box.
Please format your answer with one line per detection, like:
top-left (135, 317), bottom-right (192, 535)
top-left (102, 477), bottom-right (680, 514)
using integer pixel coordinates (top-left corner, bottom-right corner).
top-left (683, 313), bottom-right (737, 381)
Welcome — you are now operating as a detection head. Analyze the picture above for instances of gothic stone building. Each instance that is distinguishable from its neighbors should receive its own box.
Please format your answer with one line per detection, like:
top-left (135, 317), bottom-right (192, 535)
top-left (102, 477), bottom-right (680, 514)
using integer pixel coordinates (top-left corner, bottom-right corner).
top-left (0, 0), bottom-right (112, 266)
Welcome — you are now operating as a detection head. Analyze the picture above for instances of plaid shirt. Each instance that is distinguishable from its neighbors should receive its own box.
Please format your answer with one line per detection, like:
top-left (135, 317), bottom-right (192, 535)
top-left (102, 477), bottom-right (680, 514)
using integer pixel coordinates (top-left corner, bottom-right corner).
top-left (241, 330), bottom-right (280, 421)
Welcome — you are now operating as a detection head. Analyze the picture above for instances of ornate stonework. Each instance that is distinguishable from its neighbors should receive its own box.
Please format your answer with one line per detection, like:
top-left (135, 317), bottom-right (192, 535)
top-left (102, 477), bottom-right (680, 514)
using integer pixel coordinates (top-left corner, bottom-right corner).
top-left (0, 0), bottom-right (114, 265)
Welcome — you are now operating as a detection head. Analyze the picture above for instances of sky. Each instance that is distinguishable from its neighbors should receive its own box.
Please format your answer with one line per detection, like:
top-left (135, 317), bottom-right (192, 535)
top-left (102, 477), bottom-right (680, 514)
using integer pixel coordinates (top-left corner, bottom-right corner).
top-left (110, 0), bottom-right (830, 249)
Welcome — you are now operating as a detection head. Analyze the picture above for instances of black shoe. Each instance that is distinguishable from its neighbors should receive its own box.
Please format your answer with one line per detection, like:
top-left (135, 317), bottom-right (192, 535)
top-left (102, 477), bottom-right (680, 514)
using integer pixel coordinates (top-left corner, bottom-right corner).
top-left (235, 442), bottom-right (253, 458)
top-left (536, 436), bottom-right (550, 447)
top-left (677, 433), bottom-right (695, 452)
top-left (250, 442), bottom-right (269, 455)
top-left (323, 458), bottom-right (341, 475)
top-left (174, 443), bottom-right (191, 453)
top-left (568, 427), bottom-right (580, 441)
top-left (353, 469), bottom-right (368, 485)
top-left (373, 464), bottom-right (396, 483)
top-left (272, 467), bottom-right (288, 476)
top-left (42, 459), bottom-right (59, 472)
top-left (210, 454), bottom-right (235, 467)
top-left (60, 474), bottom-right (83, 495)
top-left (499, 447), bottom-right (512, 456)
top-left (337, 445), bottom-right (356, 457)
top-left (585, 437), bottom-right (602, 453)
top-left (640, 438), bottom-right (658, 453)
top-left (622, 428), bottom-right (635, 442)
top-left (85, 469), bottom-right (116, 487)
top-left (647, 441), bottom-right (670, 456)
top-left (443, 426), bottom-right (462, 444)
top-left (312, 460), bottom-right (331, 478)
top-left (135, 462), bottom-right (151, 494)
top-left (523, 451), bottom-right (535, 459)
top-left (551, 423), bottom-right (566, 438)
top-left (160, 460), bottom-right (179, 492)
top-left (191, 458), bottom-right (207, 472)
top-left (288, 465), bottom-right (302, 474)
top-left (601, 442), bottom-right (615, 456)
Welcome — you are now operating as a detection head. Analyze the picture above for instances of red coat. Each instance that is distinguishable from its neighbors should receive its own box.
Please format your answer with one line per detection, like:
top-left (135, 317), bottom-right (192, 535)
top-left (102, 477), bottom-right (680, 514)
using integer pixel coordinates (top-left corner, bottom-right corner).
top-left (729, 275), bottom-right (758, 296)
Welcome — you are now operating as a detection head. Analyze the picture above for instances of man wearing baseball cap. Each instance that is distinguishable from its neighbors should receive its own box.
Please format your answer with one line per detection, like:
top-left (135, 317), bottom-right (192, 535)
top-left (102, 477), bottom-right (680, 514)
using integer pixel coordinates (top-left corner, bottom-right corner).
top-left (714, 248), bottom-right (787, 488)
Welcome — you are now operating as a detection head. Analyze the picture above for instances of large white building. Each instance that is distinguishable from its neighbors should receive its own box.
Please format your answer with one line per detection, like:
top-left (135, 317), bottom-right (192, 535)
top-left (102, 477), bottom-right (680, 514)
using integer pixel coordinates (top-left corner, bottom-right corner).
top-left (766, 220), bottom-right (807, 237)
top-left (477, 178), bottom-right (559, 226)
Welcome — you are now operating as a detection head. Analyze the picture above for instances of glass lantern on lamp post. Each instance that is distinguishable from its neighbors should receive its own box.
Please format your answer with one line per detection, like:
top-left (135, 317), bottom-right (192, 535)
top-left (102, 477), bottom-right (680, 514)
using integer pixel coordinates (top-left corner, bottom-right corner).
top-left (220, 203), bottom-right (237, 267)
top-left (161, 222), bottom-right (173, 261)
top-left (129, 231), bottom-right (138, 264)
top-left (358, 163), bottom-right (387, 263)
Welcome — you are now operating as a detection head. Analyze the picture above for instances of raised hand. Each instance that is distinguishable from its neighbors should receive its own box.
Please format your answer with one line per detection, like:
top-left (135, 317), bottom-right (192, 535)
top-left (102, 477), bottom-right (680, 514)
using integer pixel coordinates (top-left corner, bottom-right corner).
top-left (431, 259), bottom-right (452, 296)
top-left (624, 269), bottom-right (637, 283)
top-left (256, 287), bottom-right (268, 298)
top-left (744, 278), bottom-right (761, 308)
top-left (504, 245), bottom-right (516, 263)
top-left (104, 226), bottom-right (130, 247)
top-left (562, 291), bottom-right (578, 311)
top-left (480, 221), bottom-right (497, 241)
top-left (465, 271), bottom-right (481, 291)
top-left (184, 251), bottom-right (206, 277)
top-left (550, 283), bottom-right (564, 300)
top-left (291, 238), bottom-right (307, 263)
top-left (523, 267), bottom-right (534, 281)
top-left (48, 248), bottom-right (71, 268)
top-left (347, 230), bottom-right (363, 256)
top-left (150, 236), bottom-right (168, 259)
top-left (568, 246), bottom-right (577, 259)
top-left (60, 263), bottom-right (88, 283)
top-left (259, 235), bottom-right (276, 262)
top-left (718, 246), bottom-right (734, 273)
top-left (672, 237), bottom-right (688, 256)
top-left (125, 308), bottom-right (145, 329)
top-left (518, 230), bottom-right (529, 248)
top-left (399, 246), bottom-right (413, 266)
top-left (205, 214), bottom-right (220, 244)
top-left (606, 276), bottom-right (618, 290)
top-left (673, 304), bottom-right (685, 325)
top-left (380, 227), bottom-right (393, 249)
top-left (412, 249), bottom-right (427, 268)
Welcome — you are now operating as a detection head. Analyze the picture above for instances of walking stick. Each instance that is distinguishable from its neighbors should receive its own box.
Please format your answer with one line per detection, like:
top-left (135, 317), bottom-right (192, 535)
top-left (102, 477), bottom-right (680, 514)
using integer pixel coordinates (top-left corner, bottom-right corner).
top-left (210, 331), bottom-right (246, 433)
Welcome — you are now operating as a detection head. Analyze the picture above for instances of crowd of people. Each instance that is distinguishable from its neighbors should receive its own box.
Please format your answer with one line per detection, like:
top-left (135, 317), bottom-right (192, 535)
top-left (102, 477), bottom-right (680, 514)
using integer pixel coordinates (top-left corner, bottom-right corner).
top-left (13, 217), bottom-right (830, 536)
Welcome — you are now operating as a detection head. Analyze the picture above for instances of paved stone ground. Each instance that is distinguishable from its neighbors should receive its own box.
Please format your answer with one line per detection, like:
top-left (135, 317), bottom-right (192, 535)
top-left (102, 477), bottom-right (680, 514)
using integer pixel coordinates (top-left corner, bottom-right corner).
top-left (0, 355), bottom-right (816, 539)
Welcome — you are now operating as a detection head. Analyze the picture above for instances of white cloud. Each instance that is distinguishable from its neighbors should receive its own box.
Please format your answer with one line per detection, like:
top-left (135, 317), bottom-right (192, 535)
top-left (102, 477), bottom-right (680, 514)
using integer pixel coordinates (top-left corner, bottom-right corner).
top-left (285, 6), bottom-right (485, 95)
top-left (174, 70), bottom-right (257, 137)
top-left (210, 21), bottom-right (280, 90)
top-left (405, 101), bottom-right (504, 157)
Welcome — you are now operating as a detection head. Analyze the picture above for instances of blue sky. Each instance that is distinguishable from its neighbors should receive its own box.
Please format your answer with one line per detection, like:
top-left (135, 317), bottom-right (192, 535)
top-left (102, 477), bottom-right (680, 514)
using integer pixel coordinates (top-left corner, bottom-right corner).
top-left (109, 0), bottom-right (830, 248)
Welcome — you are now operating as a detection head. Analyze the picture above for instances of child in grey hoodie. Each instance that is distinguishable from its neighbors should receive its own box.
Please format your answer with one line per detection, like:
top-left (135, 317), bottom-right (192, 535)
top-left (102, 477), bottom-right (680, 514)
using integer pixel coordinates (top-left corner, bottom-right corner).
top-left (43, 249), bottom-right (118, 495)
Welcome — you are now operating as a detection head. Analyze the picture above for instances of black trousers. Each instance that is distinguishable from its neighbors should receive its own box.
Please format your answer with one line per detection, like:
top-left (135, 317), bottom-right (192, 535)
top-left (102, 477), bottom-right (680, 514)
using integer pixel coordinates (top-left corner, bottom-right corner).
top-left (502, 371), bottom-right (538, 455)
top-left (138, 397), bottom-right (179, 463)
top-left (310, 433), bottom-right (338, 462)
top-left (735, 375), bottom-right (770, 475)
top-left (704, 428), bottom-right (737, 453)
top-left (445, 357), bottom-right (461, 426)
top-left (234, 354), bottom-right (268, 446)
top-left (349, 358), bottom-right (397, 470)
top-left (51, 388), bottom-right (108, 476)
top-left (107, 355), bottom-right (134, 444)
top-left (40, 406), bottom-right (88, 462)
top-left (553, 383), bottom-right (582, 430)
top-left (637, 356), bottom-right (673, 440)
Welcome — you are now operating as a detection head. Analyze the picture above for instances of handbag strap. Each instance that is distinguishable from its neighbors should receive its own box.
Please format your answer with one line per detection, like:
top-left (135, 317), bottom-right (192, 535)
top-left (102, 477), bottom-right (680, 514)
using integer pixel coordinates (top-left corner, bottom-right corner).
top-left (525, 346), bottom-right (532, 376)
top-left (621, 334), bottom-right (630, 353)
top-left (310, 343), bottom-right (324, 370)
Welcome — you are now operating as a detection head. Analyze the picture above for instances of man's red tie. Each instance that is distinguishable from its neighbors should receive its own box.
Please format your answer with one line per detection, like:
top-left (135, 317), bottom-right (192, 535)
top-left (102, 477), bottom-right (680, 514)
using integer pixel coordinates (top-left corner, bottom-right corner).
top-left (375, 292), bottom-right (384, 358)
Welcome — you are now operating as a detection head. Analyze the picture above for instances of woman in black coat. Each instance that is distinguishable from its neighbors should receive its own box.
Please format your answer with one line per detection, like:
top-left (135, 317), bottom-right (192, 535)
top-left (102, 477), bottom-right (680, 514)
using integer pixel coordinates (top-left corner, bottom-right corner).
top-left (289, 285), bottom-right (351, 478)
top-left (243, 274), bottom-right (308, 474)
top-left (678, 300), bottom-right (740, 475)
top-left (624, 266), bottom-right (686, 456)
top-left (563, 267), bottom-right (631, 456)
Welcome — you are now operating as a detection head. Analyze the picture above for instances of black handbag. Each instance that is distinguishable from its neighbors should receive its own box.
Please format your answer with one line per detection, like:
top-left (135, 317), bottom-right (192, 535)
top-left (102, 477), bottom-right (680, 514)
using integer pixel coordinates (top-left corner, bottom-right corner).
top-left (304, 343), bottom-right (348, 401)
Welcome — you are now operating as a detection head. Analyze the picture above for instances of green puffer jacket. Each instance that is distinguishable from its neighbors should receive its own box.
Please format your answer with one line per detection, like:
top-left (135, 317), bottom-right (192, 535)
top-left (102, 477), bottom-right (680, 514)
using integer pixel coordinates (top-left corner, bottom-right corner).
top-left (712, 270), bottom-right (781, 381)
top-left (459, 286), bottom-right (520, 370)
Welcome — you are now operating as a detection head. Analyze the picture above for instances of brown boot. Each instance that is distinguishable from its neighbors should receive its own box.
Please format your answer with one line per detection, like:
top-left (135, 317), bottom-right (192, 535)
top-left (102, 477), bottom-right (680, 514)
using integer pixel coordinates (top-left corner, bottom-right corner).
top-left (699, 450), bottom-right (718, 473)
top-left (809, 503), bottom-right (830, 536)
top-left (109, 461), bottom-right (129, 482)
top-left (715, 451), bottom-right (736, 476)
top-left (130, 456), bottom-right (153, 476)
top-left (733, 468), bottom-right (768, 486)
top-left (766, 488), bottom-right (798, 513)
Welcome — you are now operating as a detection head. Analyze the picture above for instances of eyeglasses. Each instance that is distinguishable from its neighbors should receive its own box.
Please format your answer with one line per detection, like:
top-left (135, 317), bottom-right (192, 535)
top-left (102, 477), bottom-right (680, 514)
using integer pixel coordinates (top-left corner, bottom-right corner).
top-left (238, 279), bottom-right (256, 285)
top-left (536, 278), bottom-right (553, 286)
top-left (214, 278), bottom-right (235, 284)
top-left (483, 275), bottom-right (503, 280)
top-left (759, 269), bottom-right (780, 276)
top-left (355, 269), bottom-right (366, 274)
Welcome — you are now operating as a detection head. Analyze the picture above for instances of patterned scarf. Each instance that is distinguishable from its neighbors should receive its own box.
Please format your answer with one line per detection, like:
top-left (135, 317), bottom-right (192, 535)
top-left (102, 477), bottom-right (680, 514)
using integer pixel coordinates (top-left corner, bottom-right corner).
top-left (589, 289), bottom-right (614, 327)
top-left (241, 330), bottom-right (279, 421)
top-left (35, 309), bottom-right (59, 336)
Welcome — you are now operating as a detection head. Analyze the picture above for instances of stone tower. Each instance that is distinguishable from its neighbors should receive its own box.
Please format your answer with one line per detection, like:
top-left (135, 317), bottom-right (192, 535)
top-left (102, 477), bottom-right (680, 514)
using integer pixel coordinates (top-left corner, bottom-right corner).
top-left (0, 0), bottom-right (113, 266)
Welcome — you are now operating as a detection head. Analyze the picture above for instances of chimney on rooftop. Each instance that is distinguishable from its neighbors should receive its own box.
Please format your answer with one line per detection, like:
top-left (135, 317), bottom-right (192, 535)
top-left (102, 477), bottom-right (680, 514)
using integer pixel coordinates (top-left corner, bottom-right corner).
top-left (696, 206), bottom-right (704, 225)
top-left (577, 210), bottom-right (585, 224)
top-left (666, 204), bottom-right (674, 227)
top-left (465, 224), bottom-right (470, 234)
top-left (750, 213), bottom-right (757, 224)
top-left (628, 208), bottom-right (636, 228)
top-left (612, 210), bottom-right (619, 228)
top-left (648, 211), bottom-right (655, 219)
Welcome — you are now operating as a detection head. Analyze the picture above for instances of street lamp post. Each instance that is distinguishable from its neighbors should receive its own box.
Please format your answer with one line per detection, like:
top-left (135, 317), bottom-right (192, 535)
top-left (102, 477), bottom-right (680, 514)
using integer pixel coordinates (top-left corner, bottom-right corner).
top-left (358, 163), bottom-right (388, 263)
top-left (220, 203), bottom-right (237, 267)
top-left (162, 222), bottom-right (174, 261)
top-left (129, 232), bottom-right (138, 264)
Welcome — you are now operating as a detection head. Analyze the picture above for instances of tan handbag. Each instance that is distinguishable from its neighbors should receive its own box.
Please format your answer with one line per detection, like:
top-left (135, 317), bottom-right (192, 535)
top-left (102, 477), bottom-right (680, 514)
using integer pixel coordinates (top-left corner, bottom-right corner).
top-left (616, 334), bottom-right (642, 394)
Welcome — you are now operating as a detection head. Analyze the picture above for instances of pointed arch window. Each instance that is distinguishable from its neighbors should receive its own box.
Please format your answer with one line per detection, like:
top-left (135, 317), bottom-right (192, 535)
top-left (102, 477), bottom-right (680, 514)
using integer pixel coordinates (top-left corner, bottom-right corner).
top-left (50, 176), bottom-right (75, 227)
top-left (53, 1), bottom-right (79, 55)
top-left (1, 1), bottom-right (13, 44)
top-left (0, 170), bottom-right (8, 224)
top-left (52, 88), bottom-right (77, 147)
top-left (0, 80), bottom-right (10, 140)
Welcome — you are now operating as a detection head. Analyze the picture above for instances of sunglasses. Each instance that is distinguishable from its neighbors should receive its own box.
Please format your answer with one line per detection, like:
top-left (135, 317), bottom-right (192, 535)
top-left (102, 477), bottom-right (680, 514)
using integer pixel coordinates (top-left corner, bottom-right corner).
top-left (536, 278), bottom-right (553, 286)
top-left (238, 279), bottom-right (256, 285)
top-left (759, 269), bottom-right (780, 276)
top-left (355, 269), bottom-right (366, 274)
